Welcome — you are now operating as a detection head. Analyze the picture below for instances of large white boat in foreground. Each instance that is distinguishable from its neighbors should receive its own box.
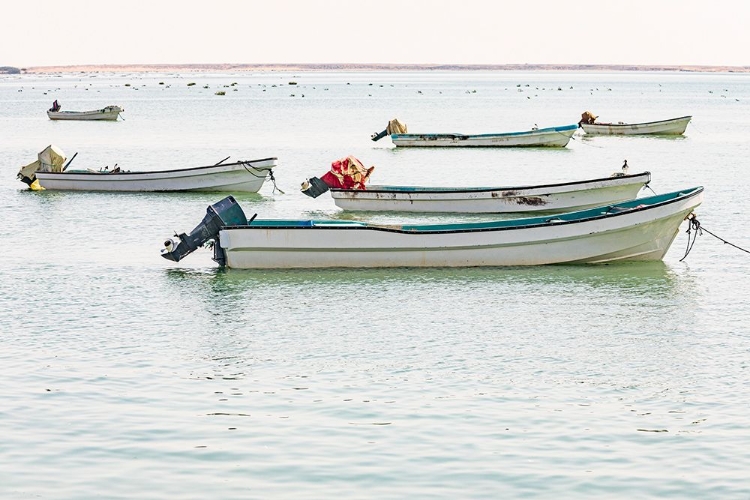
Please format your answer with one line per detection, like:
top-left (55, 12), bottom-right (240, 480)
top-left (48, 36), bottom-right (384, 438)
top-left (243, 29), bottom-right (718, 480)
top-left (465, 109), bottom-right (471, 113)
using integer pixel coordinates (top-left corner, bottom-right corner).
top-left (161, 187), bottom-right (704, 269)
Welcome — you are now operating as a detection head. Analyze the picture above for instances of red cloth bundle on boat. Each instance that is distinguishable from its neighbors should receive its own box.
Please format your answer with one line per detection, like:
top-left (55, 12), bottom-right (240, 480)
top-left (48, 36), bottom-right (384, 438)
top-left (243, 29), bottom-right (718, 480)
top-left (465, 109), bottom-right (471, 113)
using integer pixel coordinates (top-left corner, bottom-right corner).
top-left (320, 156), bottom-right (375, 190)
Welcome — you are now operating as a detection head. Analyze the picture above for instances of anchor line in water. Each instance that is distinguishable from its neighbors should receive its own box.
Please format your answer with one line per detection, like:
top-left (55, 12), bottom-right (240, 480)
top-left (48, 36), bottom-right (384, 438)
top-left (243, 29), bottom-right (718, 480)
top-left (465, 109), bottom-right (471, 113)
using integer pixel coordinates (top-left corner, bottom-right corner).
top-left (268, 170), bottom-right (285, 194)
top-left (680, 213), bottom-right (750, 262)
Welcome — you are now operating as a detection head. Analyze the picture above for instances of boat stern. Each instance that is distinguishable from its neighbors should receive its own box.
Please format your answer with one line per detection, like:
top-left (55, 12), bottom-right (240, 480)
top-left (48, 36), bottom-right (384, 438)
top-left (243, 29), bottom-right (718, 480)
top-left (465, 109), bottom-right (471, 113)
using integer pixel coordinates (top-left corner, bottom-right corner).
top-left (17, 145), bottom-right (67, 189)
top-left (161, 196), bottom-right (248, 263)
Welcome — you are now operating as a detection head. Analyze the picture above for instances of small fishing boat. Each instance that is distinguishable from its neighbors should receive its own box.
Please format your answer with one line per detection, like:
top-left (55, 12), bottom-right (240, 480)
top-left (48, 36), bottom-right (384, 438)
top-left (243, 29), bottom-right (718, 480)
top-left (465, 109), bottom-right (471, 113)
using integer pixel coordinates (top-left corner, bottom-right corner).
top-left (579, 115), bottom-right (691, 135)
top-left (47, 105), bottom-right (124, 121)
top-left (161, 187), bottom-right (704, 269)
top-left (371, 119), bottom-right (578, 147)
top-left (325, 172), bottom-right (651, 214)
top-left (302, 156), bottom-right (651, 213)
top-left (17, 145), bottom-right (279, 192)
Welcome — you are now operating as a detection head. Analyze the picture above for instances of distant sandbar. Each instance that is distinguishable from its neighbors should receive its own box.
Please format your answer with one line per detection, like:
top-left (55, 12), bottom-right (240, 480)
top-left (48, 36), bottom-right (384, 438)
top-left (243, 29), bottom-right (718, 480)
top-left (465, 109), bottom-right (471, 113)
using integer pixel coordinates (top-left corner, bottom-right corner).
top-left (16, 63), bottom-right (750, 74)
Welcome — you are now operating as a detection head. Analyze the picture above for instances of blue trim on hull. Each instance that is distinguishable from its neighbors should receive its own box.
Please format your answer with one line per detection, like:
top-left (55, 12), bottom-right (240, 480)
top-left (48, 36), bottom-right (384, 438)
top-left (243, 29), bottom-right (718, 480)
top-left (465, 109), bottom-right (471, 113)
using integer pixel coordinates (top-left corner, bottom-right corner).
top-left (391, 123), bottom-right (578, 141)
top-left (229, 187), bottom-right (703, 234)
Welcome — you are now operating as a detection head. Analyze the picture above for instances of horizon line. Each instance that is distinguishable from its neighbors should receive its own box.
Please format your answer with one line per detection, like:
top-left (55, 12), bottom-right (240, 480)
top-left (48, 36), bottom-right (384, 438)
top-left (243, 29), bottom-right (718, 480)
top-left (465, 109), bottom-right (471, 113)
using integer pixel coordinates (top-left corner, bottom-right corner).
top-left (12, 62), bottom-right (750, 74)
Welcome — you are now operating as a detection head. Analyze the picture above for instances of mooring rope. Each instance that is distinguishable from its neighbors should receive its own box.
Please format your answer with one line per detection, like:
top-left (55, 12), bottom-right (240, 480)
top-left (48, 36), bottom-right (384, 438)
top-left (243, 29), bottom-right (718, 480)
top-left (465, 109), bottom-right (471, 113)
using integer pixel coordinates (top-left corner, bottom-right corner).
top-left (680, 213), bottom-right (701, 261)
top-left (240, 162), bottom-right (266, 178)
top-left (562, 128), bottom-right (605, 148)
top-left (241, 162), bottom-right (285, 194)
top-left (268, 170), bottom-right (285, 194)
top-left (680, 212), bottom-right (750, 261)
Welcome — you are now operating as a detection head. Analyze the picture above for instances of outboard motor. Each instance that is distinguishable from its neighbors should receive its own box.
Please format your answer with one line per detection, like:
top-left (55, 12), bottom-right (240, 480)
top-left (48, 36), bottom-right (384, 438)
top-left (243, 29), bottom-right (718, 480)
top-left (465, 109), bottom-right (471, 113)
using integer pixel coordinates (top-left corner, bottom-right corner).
top-left (301, 156), bottom-right (375, 199)
top-left (370, 129), bottom-right (389, 142)
top-left (371, 118), bottom-right (407, 141)
top-left (300, 176), bottom-right (331, 198)
top-left (161, 196), bottom-right (247, 264)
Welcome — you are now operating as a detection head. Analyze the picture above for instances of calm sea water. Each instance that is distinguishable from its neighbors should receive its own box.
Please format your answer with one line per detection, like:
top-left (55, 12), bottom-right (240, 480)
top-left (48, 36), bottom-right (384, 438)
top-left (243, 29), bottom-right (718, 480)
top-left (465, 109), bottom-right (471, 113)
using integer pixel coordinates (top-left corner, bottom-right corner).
top-left (1, 70), bottom-right (749, 499)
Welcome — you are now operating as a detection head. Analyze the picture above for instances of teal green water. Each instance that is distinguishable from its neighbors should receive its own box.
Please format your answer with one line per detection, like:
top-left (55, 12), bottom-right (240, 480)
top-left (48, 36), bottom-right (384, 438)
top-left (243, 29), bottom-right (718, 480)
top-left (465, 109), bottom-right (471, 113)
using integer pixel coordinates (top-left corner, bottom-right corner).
top-left (1, 71), bottom-right (749, 498)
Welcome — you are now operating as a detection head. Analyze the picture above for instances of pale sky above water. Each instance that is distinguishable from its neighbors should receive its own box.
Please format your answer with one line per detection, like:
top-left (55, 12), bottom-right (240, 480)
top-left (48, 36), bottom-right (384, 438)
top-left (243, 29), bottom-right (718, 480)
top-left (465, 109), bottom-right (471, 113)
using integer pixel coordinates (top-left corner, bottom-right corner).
top-left (2, 0), bottom-right (748, 67)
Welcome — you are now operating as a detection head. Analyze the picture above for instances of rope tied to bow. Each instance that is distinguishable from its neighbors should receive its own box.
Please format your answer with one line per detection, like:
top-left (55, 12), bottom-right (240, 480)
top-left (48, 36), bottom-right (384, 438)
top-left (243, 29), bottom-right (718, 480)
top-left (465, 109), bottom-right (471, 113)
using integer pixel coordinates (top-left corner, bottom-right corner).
top-left (680, 212), bottom-right (702, 261)
top-left (680, 212), bottom-right (750, 262)
top-left (240, 161), bottom-right (285, 194)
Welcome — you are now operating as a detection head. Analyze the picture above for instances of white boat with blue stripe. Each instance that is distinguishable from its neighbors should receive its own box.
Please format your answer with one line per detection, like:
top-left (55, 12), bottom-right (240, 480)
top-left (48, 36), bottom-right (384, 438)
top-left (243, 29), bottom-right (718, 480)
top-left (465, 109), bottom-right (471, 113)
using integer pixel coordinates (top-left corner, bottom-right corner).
top-left (371, 119), bottom-right (578, 147)
top-left (161, 187), bottom-right (704, 269)
top-left (329, 172), bottom-right (651, 213)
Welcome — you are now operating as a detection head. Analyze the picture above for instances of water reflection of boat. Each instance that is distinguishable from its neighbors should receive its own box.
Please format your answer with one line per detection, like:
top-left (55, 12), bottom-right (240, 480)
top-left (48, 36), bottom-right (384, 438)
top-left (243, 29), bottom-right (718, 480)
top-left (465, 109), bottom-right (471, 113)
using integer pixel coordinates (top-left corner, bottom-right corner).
top-left (164, 260), bottom-right (693, 308)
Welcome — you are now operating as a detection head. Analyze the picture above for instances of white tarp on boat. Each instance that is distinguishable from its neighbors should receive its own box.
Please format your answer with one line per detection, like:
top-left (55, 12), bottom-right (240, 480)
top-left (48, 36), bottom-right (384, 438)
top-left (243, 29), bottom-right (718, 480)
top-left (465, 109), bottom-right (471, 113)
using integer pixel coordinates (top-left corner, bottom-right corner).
top-left (17, 145), bottom-right (67, 188)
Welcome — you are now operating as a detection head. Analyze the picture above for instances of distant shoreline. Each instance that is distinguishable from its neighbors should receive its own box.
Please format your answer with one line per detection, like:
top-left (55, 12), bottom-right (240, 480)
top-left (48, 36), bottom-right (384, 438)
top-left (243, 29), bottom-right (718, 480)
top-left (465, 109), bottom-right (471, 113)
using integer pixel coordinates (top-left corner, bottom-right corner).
top-left (11, 63), bottom-right (750, 74)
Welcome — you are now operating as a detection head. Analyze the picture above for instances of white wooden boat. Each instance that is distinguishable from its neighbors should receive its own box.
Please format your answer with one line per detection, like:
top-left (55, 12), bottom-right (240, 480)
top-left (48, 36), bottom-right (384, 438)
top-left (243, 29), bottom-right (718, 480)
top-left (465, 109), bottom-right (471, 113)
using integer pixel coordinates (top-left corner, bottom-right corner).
top-left (18, 145), bottom-right (278, 192)
top-left (47, 105), bottom-right (124, 121)
top-left (580, 116), bottom-right (691, 135)
top-left (328, 172), bottom-right (651, 213)
top-left (161, 187), bottom-right (704, 268)
top-left (371, 119), bottom-right (578, 147)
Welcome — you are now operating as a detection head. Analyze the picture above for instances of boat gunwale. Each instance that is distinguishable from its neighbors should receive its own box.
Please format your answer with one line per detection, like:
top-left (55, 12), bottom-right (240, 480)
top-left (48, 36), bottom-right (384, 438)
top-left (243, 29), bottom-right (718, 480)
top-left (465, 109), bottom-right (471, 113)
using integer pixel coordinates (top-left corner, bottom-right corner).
top-left (224, 187), bottom-right (703, 236)
top-left (34, 158), bottom-right (278, 177)
top-left (330, 172), bottom-right (651, 195)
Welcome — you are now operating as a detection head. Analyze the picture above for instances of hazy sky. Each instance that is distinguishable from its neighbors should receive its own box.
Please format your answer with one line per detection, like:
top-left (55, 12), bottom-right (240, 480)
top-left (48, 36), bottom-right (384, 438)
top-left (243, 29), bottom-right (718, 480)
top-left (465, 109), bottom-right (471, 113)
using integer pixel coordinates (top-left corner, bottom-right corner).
top-left (2, 0), bottom-right (748, 67)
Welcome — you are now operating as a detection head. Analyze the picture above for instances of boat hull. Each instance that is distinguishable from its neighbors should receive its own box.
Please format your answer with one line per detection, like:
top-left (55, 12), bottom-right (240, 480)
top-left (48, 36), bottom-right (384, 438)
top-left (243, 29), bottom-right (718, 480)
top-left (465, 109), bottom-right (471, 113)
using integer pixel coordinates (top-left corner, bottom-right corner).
top-left (390, 124), bottom-right (578, 147)
top-left (580, 116), bottom-right (691, 135)
top-left (217, 188), bottom-right (703, 269)
top-left (34, 158), bottom-right (277, 192)
top-left (331, 172), bottom-right (651, 213)
top-left (47, 106), bottom-right (124, 121)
